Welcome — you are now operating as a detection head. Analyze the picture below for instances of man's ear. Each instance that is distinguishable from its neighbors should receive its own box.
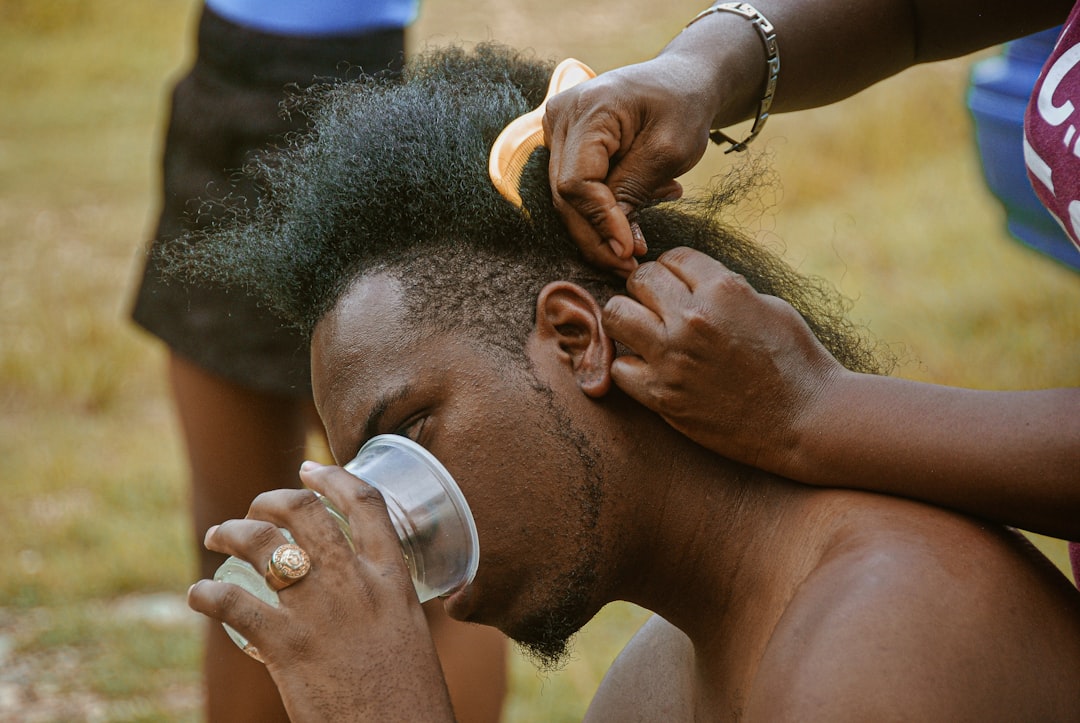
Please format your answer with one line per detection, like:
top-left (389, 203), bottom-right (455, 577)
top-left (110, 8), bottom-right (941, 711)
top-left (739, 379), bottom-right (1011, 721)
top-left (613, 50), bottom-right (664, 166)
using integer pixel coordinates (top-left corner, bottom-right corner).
top-left (534, 281), bottom-right (614, 398)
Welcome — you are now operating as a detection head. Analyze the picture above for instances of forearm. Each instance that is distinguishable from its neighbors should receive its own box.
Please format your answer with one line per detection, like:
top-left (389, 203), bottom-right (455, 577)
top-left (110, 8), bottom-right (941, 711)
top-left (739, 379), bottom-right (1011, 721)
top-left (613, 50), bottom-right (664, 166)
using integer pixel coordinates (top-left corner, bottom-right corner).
top-left (783, 373), bottom-right (1080, 539)
top-left (660, 0), bottom-right (1072, 129)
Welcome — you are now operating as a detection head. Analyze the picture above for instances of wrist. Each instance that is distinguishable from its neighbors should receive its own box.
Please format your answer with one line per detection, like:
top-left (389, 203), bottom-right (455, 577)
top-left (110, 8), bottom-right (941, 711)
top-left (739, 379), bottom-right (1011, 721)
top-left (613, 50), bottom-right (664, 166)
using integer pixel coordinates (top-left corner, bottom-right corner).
top-left (775, 363), bottom-right (854, 488)
top-left (662, 3), bottom-right (775, 148)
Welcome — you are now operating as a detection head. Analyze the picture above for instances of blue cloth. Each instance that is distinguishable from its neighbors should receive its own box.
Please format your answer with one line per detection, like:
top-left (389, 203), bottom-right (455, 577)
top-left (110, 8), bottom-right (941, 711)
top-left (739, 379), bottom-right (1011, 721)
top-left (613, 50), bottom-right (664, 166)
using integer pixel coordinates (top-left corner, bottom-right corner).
top-left (204, 0), bottom-right (418, 36)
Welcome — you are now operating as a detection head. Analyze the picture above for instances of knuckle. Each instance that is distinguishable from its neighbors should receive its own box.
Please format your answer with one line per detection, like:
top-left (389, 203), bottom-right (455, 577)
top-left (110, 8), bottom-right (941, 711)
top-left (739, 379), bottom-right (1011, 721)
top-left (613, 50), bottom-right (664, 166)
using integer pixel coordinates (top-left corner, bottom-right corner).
top-left (343, 480), bottom-right (388, 509)
top-left (251, 488), bottom-right (319, 516)
top-left (725, 270), bottom-right (751, 289)
top-left (562, 79), bottom-right (615, 118)
top-left (611, 175), bottom-right (655, 208)
top-left (543, 84), bottom-right (576, 118)
top-left (660, 381), bottom-right (698, 418)
top-left (294, 488), bottom-right (324, 513)
top-left (705, 269), bottom-right (752, 299)
top-left (540, 102), bottom-right (561, 135)
top-left (552, 171), bottom-right (587, 201)
top-left (649, 383), bottom-right (686, 417)
top-left (552, 179), bottom-right (614, 228)
top-left (248, 490), bottom-right (276, 512)
top-left (637, 137), bottom-right (689, 170)
top-left (583, 204), bottom-right (616, 229)
top-left (602, 297), bottom-right (625, 323)
top-left (217, 579), bottom-right (247, 610)
top-left (628, 261), bottom-right (655, 285)
top-left (545, 85), bottom-right (597, 128)
top-left (764, 293), bottom-right (802, 320)
top-left (657, 246), bottom-right (692, 266)
top-left (682, 306), bottom-right (713, 334)
top-left (248, 521), bottom-right (282, 550)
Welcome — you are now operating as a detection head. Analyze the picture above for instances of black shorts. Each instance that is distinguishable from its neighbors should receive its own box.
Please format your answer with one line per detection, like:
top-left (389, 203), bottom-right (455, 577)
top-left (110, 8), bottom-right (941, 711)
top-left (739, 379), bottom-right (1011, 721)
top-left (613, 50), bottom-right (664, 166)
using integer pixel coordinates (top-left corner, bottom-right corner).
top-left (131, 7), bottom-right (405, 396)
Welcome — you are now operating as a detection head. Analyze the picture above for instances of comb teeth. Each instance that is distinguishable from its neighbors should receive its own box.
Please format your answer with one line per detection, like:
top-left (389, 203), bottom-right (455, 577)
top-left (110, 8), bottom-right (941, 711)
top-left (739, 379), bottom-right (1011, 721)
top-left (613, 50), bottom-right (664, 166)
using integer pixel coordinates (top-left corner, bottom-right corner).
top-left (489, 124), bottom-right (545, 209)
top-left (489, 58), bottom-right (597, 210)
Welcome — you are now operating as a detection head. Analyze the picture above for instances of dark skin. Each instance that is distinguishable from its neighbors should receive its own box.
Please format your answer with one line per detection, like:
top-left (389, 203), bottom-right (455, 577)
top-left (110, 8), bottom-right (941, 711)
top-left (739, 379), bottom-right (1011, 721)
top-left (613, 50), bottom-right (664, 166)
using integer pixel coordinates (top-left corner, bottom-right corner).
top-left (544, 0), bottom-right (1074, 261)
top-left (189, 272), bottom-right (1080, 721)
top-left (542, 0), bottom-right (1080, 539)
top-left (602, 247), bottom-right (1080, 539)
top-left (170, 356), bottom-right (506, 723)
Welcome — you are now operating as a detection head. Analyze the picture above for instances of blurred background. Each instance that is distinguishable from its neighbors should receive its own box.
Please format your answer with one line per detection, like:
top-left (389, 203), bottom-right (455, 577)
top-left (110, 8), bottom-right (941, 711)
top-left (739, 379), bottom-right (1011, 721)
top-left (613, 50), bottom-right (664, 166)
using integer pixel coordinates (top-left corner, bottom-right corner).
top-left (2, 1), bottom-right (1077, 720)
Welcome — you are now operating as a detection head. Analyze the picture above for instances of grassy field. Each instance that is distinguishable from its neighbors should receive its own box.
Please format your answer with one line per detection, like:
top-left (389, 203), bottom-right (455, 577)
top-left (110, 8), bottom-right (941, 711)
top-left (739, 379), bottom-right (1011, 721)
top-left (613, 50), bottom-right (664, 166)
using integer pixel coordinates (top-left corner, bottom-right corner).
top-left (1, 0), bottom-right (1077, 720)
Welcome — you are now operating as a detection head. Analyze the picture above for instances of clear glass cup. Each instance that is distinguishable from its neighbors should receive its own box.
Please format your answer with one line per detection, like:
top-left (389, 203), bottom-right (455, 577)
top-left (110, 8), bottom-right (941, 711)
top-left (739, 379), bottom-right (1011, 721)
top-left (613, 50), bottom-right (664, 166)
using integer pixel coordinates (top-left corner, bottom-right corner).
top-left (213, 434), bottom-right (479, 652)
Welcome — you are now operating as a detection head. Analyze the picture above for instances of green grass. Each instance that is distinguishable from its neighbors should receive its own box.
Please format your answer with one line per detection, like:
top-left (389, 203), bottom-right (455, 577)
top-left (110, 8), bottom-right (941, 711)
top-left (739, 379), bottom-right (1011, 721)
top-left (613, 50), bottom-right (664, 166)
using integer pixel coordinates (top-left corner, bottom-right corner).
top-left (2, 0), bottom-right (1077, 720)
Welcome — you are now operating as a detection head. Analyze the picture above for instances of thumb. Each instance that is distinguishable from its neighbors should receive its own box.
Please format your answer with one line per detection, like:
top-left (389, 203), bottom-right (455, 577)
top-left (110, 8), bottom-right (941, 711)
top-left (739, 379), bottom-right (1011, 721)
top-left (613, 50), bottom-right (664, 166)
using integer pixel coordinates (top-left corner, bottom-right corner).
top-left (604, 135), bottom-right (703, 216)
top-left (609, 355), bottom-right (655, 409)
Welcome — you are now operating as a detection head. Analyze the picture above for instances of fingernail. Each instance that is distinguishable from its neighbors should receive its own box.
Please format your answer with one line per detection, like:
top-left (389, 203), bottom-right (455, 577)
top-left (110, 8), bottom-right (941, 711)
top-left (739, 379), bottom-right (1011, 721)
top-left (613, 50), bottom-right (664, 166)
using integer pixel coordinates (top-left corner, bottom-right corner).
top-left (630, 222), bottom-right (648, 254)
top-left (608, 238), bottom-right (627, 257)
top-left (203, 525), bottom-right (218, 545)
top-left (300, 460), bottom-right (323, 472)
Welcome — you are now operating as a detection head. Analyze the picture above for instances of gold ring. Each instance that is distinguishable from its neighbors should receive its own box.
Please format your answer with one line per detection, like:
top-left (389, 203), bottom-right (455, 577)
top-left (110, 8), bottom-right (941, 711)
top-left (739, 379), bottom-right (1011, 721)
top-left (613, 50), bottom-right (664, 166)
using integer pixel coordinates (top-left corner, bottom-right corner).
top-left (266, 542), bottom-right (311, 588)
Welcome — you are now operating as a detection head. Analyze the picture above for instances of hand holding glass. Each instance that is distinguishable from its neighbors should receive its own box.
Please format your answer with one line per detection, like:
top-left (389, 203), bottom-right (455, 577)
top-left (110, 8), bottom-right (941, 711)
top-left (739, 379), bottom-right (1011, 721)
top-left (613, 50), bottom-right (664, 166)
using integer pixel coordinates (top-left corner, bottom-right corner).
top-left (213, 434), bottom-right (479, 652)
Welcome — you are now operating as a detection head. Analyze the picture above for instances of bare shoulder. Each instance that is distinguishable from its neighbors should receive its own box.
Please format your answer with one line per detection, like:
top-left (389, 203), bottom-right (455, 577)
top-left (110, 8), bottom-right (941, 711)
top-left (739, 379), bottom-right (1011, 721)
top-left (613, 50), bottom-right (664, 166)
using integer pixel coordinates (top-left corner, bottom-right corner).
top-left (584, 614), bottom-right (694, 723)
top-left (746, 501), bottom-right (1080, 721)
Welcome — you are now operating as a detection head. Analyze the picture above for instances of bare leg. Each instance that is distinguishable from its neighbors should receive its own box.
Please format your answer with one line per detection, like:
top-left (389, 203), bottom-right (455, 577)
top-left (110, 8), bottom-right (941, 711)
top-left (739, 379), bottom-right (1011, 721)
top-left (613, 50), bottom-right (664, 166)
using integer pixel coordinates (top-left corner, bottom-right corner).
top-left (426, 603), bottom-right (509, 723)
top-left (170, 353), bottom-right (306, 722)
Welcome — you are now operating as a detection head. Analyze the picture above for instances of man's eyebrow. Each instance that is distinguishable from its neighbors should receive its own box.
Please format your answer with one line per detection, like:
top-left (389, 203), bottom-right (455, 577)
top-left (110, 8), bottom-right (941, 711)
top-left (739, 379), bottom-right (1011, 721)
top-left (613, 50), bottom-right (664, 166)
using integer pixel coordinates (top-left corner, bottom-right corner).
top-left (361, 382), bottom-right (414, 447)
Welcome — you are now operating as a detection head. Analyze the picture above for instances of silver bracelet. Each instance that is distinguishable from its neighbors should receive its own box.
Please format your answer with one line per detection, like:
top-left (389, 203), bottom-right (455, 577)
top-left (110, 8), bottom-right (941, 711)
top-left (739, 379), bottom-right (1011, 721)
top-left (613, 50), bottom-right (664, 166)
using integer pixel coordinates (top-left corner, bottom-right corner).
top-left (684, 2), bottom-right (779, 154)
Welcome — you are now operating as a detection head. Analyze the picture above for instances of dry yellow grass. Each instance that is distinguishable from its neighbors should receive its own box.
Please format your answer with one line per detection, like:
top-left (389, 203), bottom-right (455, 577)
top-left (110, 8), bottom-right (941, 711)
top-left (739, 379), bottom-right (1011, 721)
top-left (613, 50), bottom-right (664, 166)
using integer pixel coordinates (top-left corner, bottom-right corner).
top-left (1, 0), bottom-right (1077, 720)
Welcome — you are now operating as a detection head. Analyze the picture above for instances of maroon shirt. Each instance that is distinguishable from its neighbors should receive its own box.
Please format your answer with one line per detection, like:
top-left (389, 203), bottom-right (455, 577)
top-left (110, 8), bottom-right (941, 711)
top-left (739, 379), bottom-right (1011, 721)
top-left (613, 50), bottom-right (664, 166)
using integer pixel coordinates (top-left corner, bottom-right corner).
top-left (1023, 9), bottom-right (1080, 586)
top-left (1025, 5), bottom-right (1080, 255)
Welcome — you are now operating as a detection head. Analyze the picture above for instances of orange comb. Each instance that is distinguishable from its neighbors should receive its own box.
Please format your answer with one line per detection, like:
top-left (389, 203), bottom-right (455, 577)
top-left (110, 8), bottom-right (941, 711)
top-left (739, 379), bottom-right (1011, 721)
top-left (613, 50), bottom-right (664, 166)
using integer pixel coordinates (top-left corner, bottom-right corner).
top-left (488, 58), bottom-right (597, 210)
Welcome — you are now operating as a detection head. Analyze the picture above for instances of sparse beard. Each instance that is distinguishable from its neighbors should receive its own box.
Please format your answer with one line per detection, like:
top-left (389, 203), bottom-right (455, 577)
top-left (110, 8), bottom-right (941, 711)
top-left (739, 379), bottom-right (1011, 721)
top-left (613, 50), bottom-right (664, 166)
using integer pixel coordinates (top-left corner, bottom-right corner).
top-left (507, 564), bottom-right (596, 672)
top-left (512, 620), bottom-right (576, 674)
top-left (505, 370), bottom-right (606, 673)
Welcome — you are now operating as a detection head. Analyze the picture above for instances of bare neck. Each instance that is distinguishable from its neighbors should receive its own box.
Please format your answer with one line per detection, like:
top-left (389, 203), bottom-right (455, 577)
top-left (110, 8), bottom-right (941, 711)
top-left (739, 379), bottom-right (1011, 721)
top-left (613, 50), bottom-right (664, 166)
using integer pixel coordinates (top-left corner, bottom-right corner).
top-left (603, 433), bottom-right (842, 655)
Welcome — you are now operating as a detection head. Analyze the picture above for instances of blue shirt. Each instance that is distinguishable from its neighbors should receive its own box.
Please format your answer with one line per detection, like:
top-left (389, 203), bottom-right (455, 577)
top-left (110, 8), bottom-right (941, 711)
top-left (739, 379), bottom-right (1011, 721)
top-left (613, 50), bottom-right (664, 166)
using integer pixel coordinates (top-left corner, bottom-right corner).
top-left (205, 0), bottom-right (419, 36)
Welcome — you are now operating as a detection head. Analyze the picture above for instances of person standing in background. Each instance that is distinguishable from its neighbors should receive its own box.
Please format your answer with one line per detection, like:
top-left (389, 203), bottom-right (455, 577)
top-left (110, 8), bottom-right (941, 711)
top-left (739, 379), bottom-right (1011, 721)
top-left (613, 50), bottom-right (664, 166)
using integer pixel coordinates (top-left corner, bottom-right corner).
top-left (130, 2), bottom-right (507, 720)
